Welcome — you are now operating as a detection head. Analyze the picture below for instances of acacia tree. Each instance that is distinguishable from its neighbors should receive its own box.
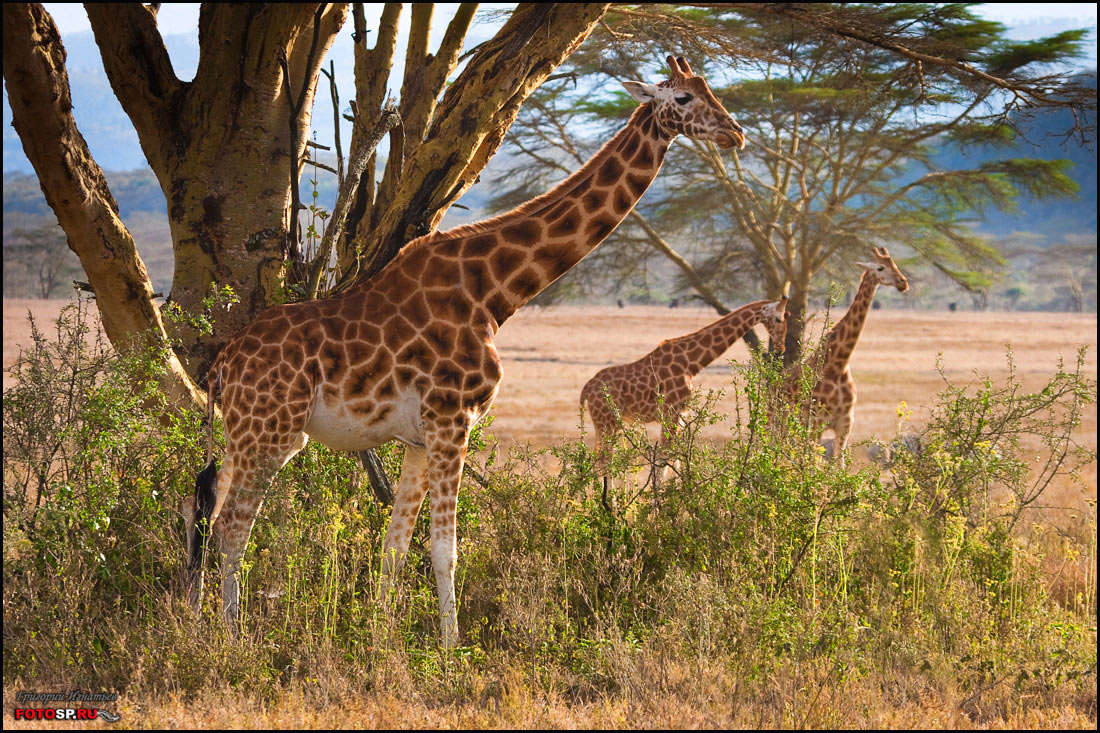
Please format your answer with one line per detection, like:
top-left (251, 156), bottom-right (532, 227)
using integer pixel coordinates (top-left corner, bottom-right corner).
top-left (4, 223), bottom-right (84, 299)
top-left (491, 4), bottom-right (1092, 360)
top-left (3, 2), bottom-right (609, 409)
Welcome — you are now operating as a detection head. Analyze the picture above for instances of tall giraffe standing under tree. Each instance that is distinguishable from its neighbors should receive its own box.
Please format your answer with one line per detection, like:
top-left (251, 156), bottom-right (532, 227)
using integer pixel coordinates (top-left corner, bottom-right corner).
top-left (783, 246), bottom-right (908, 464)
top-left (582, 296), bottom-right (789, 487)
top-left (184, 56), bottom-right (747, 648)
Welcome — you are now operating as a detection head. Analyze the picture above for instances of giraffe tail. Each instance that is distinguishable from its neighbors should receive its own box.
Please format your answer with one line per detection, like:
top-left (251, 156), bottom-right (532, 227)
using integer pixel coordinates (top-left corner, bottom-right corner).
top-left (190, 460), bottom-right (217, 568)
top-left (188, 360), bottom-right (221, 576)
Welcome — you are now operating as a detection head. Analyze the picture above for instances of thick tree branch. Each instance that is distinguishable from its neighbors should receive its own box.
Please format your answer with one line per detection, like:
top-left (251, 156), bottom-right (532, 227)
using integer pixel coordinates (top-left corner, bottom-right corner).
top-left (3, 2), bottom-right (203, 410)
top-left (339, 2), bottom-right (401, 272)
top-left (85, 3), bottom-right (182, 176)
top-left (357, 2), bottom-right (611, 281)
top-left (379, 4), bottom-right (479, 216)
top-left (311, 107), bottom-right (401, 298)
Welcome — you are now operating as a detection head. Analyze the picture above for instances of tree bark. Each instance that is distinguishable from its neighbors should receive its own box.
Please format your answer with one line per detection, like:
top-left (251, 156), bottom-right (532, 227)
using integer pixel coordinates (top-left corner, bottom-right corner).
top-left (785, 284), bottom-right (811, 367)
top-left (9, 1), bottom-right (609, 398)
top-left (86, 2), bottom-right (348, 381)
top-left (2, 3), bottom-right (204, 409)
top-left (338, 2), bottom-right (403, 276)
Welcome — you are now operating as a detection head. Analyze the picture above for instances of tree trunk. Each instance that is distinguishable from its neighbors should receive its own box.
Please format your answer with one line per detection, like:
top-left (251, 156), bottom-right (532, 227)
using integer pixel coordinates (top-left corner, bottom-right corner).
top-left (785, 284), bottom-right (811, 366)
top-left (2, 3), bottom-right (204, 410)
top-left (86, 2), bottom-right (348, 382)
top-left (8, 1), bottom-right (609, 402)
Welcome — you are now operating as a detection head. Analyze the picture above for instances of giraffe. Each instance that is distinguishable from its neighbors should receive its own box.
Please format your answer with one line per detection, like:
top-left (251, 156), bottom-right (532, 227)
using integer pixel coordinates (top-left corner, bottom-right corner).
top-left (183, 56), bottom-right (746, 648)
top-left (581, 297), bottom-right (788, 486)
top-left (783, 246), bottom-right (908, 464)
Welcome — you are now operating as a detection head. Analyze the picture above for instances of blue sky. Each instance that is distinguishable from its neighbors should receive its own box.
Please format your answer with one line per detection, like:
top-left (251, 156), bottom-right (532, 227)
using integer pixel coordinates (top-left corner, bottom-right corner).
top-left (39, 3), bottom-right (1100, 70)
top-left (40, 3), bottom-right (1099, 55)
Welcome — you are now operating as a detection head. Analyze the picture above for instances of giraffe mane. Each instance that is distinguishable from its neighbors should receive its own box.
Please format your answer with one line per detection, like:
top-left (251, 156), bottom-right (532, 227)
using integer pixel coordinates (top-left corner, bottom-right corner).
top-left (403, 104), bottom-right (658, 251)
top-left (657, 299), bottom-right (770, 349)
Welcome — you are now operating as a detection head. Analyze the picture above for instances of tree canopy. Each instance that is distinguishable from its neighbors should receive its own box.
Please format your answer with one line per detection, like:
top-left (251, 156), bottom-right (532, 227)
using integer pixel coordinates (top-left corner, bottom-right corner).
top-left (489, 3), bottom-right (1093, 358)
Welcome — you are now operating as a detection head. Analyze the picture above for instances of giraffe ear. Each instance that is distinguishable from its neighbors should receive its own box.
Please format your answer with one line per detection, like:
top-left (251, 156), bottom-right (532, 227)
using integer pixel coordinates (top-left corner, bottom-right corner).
top-left (857, 261), bottom-right (875, 271)
top-left (623, 81), bottom-right (659, 104)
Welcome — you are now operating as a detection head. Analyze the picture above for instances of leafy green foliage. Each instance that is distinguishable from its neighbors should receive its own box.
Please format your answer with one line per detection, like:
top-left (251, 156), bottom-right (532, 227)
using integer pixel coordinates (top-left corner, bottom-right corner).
top-left (163, 283), bottom-right (241, 343)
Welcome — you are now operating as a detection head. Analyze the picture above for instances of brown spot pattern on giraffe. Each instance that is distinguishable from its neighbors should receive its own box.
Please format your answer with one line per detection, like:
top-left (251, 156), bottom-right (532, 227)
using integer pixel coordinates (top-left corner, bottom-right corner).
top-left (582, 301), bottom-right (787, 471)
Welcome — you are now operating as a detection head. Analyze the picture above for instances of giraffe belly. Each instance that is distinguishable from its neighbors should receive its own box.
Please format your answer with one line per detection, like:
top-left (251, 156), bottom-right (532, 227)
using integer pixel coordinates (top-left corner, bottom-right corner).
top-left (304, 387), bottom-right (424, 451)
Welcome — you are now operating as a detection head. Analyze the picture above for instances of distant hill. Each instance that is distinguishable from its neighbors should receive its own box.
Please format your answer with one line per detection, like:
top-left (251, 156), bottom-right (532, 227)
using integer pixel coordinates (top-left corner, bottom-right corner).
top-left (934, 71), bottom-right (1097, 242)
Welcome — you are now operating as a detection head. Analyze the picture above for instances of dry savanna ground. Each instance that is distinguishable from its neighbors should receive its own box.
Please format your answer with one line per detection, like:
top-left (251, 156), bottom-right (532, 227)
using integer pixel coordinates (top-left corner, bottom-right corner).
top-left (490, 304), bottom-right (1098, 512)
top-left (4, 298), bottom-right (1097, 506)
top-left (3, 299), bottom-right (1097, 729)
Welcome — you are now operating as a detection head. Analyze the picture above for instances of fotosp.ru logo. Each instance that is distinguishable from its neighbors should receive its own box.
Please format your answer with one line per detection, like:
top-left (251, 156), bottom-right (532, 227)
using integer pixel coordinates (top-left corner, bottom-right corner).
top-left (13, 690), bottom-right (120, 723)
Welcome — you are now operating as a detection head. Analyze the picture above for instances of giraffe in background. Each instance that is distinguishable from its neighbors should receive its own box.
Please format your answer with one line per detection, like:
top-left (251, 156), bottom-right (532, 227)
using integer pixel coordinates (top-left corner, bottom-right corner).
top-left (184, 56), bottom-right (747, 647)
top-left (783, 247), bottom-right (908, 464)
top-left (582, 297), bottom-right (788, 486)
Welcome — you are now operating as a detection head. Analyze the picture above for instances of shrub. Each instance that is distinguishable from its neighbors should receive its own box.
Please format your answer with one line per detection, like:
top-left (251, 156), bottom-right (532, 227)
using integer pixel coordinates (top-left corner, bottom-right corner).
top-left (2, 301), bottom-right (1095, 720)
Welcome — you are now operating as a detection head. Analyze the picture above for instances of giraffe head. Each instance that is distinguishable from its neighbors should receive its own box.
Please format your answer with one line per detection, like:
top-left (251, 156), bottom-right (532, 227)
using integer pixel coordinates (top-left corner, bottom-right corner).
top-left (858, 246), bottom-right (909, 293)
top-left (622, 55), bottom-right (745, 150)
top-left (763, 295), bottom-right (789, 353)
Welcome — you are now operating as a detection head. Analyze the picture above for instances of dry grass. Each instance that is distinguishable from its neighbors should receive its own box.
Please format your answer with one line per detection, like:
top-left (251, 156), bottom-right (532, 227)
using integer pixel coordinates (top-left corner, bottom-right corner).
top-left (4, 663), bottom-right (1095, 730)
top-left (3, 299), bottom-right (1096, 729)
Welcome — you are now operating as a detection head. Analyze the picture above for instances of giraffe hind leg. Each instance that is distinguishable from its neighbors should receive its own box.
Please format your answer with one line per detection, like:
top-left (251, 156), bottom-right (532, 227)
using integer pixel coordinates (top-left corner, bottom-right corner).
top-left (211, 458), bottom-right (273, 630)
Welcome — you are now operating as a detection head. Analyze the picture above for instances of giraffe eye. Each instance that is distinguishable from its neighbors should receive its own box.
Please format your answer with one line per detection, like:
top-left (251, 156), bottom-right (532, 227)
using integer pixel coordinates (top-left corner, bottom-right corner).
top-left (674, 94), bottom-right (692, 105)
top-left (877, 266), bottom-right (884, 271)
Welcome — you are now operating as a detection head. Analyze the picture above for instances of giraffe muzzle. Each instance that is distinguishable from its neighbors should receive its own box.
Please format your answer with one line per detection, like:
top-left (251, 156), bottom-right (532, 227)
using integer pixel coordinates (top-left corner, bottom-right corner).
top-left (714, 129), bottom-right (746, 150)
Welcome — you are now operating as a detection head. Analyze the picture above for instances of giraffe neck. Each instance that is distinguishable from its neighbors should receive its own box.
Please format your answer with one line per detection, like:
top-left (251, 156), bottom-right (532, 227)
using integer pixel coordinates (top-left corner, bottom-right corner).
top-left (659, 300), bottom-right (769, 376)
top-left (827, 272), bottom-right (878, 369)
top-left (448, 103), bottom-right (672, 328)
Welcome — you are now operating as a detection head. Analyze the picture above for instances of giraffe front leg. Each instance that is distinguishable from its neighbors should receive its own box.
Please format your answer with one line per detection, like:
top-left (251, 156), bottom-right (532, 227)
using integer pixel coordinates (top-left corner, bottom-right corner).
top-left (423, 416), bottom-right (471, 649)
top-left (379, 445), bottom-right (429, 602)
top-left (832, 410), bottom-right (854, 469)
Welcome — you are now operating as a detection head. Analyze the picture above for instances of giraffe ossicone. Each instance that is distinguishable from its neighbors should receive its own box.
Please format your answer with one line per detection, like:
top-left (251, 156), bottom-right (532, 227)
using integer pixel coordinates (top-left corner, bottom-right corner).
top-left (183, 55), bottom-right (746, 648)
